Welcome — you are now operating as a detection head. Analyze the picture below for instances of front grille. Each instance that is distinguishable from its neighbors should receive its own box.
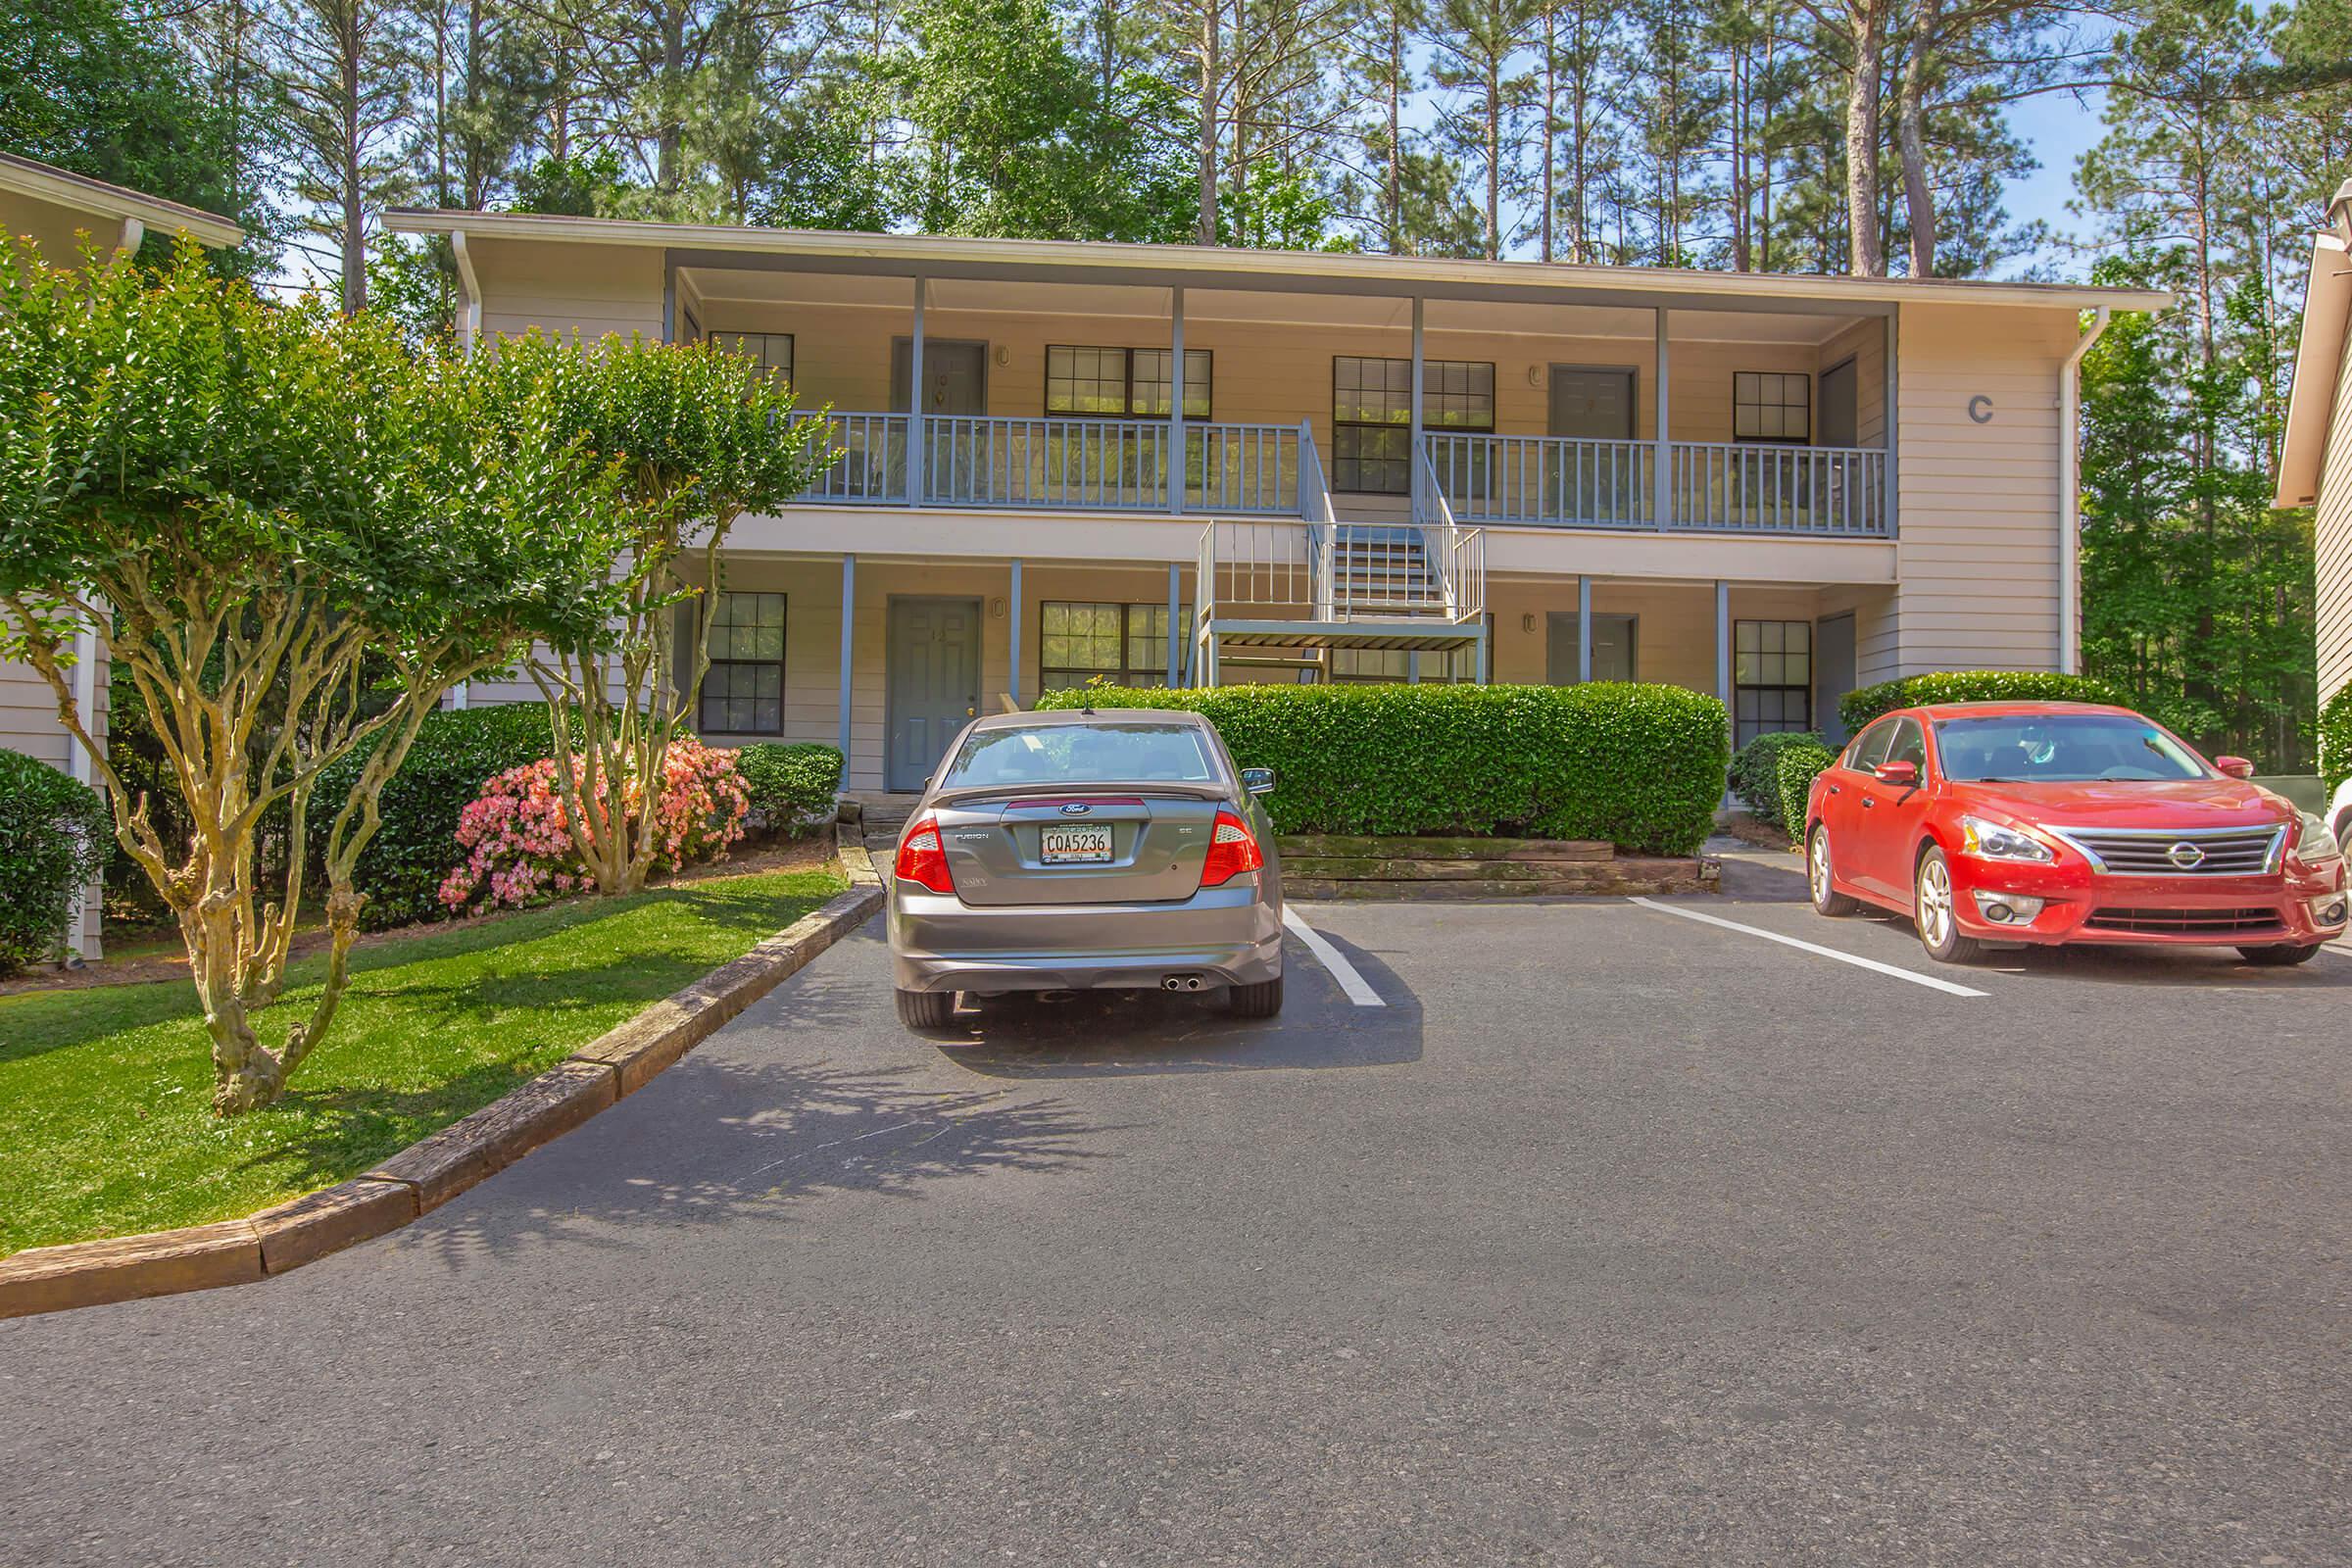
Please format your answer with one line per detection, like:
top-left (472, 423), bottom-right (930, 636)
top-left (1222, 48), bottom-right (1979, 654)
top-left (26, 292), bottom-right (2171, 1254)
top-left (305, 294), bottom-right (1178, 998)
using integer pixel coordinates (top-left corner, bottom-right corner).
top-left (2083, 906), bottom-right (2285, 937)
top-left (2049, 824), bottom-right (2284, 876)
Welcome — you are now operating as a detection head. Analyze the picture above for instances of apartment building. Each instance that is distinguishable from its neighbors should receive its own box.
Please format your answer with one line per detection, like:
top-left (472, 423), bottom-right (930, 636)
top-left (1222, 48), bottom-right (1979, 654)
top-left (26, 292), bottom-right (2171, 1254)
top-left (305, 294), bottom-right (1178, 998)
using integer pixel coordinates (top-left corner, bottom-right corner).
top-left (2278, 177), bottom-right (2352, 708)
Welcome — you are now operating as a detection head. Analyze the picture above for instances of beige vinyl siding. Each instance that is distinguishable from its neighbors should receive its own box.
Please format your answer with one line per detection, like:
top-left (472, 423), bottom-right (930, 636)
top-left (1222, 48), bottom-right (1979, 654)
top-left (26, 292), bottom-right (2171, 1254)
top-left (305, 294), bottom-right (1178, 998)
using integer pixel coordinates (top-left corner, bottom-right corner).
top-left (472, 236), bottom-right (663, 342)
top-left (1, 651), bottom-right (109, 955)
top-left (1892, 303), bottom-right (2074, 674)
top-left (2316, 325), bottom-right (2352, 704)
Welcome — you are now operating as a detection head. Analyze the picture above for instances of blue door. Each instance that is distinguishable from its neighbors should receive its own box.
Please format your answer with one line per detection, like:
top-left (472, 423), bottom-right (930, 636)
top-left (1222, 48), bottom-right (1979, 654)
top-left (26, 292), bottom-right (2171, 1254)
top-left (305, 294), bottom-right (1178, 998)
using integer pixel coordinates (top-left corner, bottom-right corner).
top-left (886, 598), bottom-right (981, 792)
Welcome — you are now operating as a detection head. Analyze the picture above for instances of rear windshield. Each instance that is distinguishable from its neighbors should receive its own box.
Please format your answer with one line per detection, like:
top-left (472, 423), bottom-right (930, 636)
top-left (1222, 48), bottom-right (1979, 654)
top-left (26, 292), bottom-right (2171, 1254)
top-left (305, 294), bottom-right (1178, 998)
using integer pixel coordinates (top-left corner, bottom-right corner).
top-left (1932, 713), bottom-right (2208, 784)
top-left (941, 722), bottom-right (1219, 788)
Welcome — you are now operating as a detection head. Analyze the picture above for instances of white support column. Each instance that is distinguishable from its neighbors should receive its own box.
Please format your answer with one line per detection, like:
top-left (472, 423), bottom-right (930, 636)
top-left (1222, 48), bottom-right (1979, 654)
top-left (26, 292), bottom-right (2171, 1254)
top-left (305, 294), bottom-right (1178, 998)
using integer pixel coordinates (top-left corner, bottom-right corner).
top-left (906, 277), bottom-right (927, 506)
top-left (1654, 308), bottom-right (1672, 528)
top-left (65, 609), bottom-right (101, 961)
top-left (1715, 579), bottom-right (1733, 710)
top-left (1578, 575), bottom-right (1593, 683)
top-left (1165, 564), bottom-right (1182, 685)
top-left (1409, 297), bottom-right (1426, 471)
top-left (449, 682), bottom-right (469, 710)
top-left (1169, 286), bottom-right (1187, 514)
top-left (1006, 559), bottom-right (1023, 708)
top-left (452, 230), bottom-right (483, 356)
top-left (837, 554), bottom-right (857, 760)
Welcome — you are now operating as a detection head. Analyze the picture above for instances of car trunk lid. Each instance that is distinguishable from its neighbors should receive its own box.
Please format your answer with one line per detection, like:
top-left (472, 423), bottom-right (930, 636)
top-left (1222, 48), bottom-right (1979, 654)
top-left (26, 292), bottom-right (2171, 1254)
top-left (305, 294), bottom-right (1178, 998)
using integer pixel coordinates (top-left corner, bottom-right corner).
top-left (929, 789), bottom-right (1226, 906)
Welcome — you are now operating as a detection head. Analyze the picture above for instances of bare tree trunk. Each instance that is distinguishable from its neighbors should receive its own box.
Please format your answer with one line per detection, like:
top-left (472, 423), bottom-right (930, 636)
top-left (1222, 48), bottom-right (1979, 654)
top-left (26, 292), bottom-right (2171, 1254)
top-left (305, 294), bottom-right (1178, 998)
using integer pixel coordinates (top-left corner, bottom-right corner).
top-left (1896, 0), bottom-right (1936, 276)
top-left (1843, 0), bottom-right (1886, 276)
top-left (1196, 2), bottom-right (1220, 244)
top-left (1541, 6), bottom-right (1556, 262)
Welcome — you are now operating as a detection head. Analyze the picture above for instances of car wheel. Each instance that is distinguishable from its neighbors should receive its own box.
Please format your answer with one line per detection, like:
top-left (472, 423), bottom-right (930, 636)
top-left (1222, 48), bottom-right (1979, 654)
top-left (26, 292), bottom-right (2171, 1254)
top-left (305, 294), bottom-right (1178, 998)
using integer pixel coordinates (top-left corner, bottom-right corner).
top-left (1226, 974), bottom-right (1284, 1018)
top-left (1914, 847), bottom-right (1985, 964)
top-left (2238, 943), bottom-right (2323, 967)
top-left (1807, 825), bottom-right (1861, 916)
top-left (894, 987), bottom-right (956, 1029)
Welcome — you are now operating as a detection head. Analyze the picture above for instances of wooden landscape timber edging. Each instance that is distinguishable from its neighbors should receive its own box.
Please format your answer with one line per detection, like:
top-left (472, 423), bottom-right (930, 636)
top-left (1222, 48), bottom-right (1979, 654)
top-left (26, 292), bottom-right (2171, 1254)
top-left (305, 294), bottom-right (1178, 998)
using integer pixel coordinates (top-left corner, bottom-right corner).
top-left (1279, 835), bottom-right (1721, 900)
top-left (0, 842), bottom-right (885, 1322)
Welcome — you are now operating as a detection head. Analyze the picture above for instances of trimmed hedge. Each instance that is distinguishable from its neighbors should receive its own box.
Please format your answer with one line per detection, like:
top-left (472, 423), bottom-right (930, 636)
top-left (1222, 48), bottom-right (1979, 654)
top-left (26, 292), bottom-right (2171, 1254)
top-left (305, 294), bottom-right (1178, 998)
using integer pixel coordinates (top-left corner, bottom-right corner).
top-left (0, 750), bottom-right (110, 976)
top-left (1840, 671), bottom-right (2130, 735)
top-left (312, 704), bottom-right (568, 931)
top-left (2321, 685), bottom-right (2352, 793)
top-left (1728, 730), bottom-right (1824, 831)
top-left (1774, 741), bottom-right (1839, 839)
top-left (1034, 682), bottom-right (1730, 855)
top-left (735, 742), bottom-right (844, 835)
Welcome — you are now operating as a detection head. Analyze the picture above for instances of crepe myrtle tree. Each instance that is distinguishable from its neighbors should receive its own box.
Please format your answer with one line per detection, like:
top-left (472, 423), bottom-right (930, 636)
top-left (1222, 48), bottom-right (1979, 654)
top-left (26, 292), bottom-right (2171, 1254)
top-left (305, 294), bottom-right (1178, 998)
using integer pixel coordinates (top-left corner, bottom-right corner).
top-left (0, 240), bottom-right (637, 1114)
top-left (476, 332), bottom-right (833, 898)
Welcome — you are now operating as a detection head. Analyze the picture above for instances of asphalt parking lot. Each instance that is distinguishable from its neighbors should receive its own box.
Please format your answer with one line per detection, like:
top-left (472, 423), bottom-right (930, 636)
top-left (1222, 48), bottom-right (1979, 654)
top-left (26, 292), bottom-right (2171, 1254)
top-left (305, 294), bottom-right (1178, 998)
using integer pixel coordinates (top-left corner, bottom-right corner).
top-left (5, 861), bottom-right (2349, 1567)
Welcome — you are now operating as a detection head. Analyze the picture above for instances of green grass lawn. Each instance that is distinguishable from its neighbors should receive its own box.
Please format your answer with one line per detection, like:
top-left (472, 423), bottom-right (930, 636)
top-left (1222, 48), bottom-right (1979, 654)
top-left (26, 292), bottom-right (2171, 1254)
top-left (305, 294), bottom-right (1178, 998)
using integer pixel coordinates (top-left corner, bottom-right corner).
top-left (0, 865), bottom-right (845, 1255)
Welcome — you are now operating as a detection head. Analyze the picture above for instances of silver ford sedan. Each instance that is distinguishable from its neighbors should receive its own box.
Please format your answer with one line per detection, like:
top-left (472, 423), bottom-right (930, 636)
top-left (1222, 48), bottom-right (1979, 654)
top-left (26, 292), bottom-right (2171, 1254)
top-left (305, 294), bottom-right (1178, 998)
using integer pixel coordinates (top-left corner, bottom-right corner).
top-left (887, 708), bottom-right (1285, 1029)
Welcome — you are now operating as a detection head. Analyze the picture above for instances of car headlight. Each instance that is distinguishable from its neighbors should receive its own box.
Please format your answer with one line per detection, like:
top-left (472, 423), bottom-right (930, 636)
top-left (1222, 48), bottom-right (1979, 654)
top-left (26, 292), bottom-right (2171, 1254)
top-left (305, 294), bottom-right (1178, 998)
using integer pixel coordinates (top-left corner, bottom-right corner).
top-left (2294, 811), bottom-right (2343, 865)
top-left (1958, 814), bottom-right (2054, 862)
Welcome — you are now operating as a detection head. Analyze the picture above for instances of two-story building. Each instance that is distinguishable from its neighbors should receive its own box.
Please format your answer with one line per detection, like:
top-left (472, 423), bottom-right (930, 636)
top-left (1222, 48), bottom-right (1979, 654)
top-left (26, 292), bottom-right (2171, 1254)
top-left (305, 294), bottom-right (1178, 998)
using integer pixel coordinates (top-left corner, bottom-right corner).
top-left (384, 210), bottom-right (2164, 794)
top-left (2278, 176), bottom-right (2352, 713)
top-left (0, 153), bottom-right (246, 957)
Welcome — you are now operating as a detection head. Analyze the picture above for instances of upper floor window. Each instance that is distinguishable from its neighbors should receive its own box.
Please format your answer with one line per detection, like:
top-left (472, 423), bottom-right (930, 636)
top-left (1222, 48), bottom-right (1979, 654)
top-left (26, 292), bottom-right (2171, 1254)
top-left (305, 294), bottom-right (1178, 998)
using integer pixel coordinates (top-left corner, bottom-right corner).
top-left (1332, 357), bottom-right (1493, 494)
top-left (1039, 601), bottom-right (1189, 690)
top-left (708, 330), bottom-right (794, 387)
top-left (1047, 346), bottom-right (1210, 419)
top-left (701, 591), bottom-right (786, 735)
top-left (1734, 370), bottom-right (1810, 443)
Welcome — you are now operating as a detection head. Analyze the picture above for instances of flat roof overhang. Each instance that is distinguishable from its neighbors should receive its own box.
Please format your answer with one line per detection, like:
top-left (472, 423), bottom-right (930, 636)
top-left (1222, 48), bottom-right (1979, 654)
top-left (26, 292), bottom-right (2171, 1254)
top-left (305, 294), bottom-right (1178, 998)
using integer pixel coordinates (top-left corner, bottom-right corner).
top-left (0, 152), bottom-right (243, 250)
top-left (384, 208), bottom-right (2172, 319)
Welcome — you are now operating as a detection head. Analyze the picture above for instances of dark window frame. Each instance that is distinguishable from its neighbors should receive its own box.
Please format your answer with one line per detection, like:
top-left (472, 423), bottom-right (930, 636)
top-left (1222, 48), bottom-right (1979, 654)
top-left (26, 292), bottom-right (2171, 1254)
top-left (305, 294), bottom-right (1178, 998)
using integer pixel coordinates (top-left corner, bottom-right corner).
top-left (699, 590), bottom-right (787, 736)
top-left (1733, 369), bottom-right (1812, 445)
top-left (1045, 345), bottom-right (1212, 420)
top-left (1732, 617), bottom-right (1813, 749)
top-left (1331, 355), bottom-right (1494, 496)
top-left (1038, 600), bottom-right (1190, 691)
top-left (706, 330), bottom-right (794, 386)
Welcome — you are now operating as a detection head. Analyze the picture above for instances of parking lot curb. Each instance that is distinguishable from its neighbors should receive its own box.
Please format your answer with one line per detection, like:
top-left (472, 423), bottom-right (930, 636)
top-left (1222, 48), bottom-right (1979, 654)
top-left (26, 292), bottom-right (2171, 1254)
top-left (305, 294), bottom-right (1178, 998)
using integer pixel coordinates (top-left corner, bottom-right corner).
top-left (0, 863), bottom-right (884, 1323)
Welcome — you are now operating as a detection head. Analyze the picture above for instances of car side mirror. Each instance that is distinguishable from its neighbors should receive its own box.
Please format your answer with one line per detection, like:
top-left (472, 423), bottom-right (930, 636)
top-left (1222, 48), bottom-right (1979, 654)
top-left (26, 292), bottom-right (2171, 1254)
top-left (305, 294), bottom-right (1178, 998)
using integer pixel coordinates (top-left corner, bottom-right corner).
top-left (1874, 760), bottom-right (1919, 788)
top-left (2215, 756), bottom-right (2254, 780)
top-left (1241, 766), bottom-right (1277, 796)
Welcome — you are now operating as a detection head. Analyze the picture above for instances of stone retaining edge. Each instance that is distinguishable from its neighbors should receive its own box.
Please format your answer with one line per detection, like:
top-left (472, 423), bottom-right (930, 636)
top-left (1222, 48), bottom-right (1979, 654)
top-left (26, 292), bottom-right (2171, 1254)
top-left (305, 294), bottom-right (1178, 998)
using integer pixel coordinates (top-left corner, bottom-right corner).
top-left (0, 855), bottom-right (884, 1322)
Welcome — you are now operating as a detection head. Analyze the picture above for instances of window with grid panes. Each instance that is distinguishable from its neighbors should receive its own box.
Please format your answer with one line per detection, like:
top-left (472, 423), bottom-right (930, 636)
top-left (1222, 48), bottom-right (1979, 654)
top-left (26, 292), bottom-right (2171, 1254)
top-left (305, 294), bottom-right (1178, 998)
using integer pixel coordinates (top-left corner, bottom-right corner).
top-left (707, 331), bottom-right (793, 386)
top-left (700, 592), bottom-right (786, 734)
top-left (1046, 347), bottom-right (1210, 418)
top-left (1331, 357), bottom-right (1494, 494)
top-left (1327, 614), bottom-right (1491, 683)
top-left (1733, 370), bottom-right (1810, 443)
top-left (1039, 602), bottom-right (1190, 690)
top-left (1733, 618), bottom-right (1812, 747)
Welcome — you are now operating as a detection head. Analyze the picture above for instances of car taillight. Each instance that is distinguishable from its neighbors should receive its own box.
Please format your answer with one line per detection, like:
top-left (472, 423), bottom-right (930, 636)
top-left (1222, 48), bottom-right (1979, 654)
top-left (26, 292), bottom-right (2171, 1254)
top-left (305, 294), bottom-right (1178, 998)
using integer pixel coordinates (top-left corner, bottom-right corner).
top-left (1200, 809), bottom-right (1265, 887)
top-left (894, 816), bottom-right (956, 895)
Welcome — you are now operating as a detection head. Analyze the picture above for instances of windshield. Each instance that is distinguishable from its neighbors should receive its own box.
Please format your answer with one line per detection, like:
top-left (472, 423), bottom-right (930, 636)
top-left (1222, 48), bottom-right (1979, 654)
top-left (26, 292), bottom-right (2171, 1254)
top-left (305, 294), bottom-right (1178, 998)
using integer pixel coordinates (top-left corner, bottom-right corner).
top-left (1932, 713), bottom-right (2209, 784)
top-left (941, 722), bottom-right (1219, 789)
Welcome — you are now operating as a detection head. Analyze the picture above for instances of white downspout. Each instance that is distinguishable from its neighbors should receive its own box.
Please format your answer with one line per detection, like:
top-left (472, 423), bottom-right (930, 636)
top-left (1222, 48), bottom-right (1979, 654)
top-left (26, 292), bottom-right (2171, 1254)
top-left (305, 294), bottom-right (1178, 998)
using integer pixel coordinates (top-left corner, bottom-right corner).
top-left (2058, 307), bottom-right (2112, 676)
top-left (115, 217), bottom-right (144, 261)
top-left (451, 228), bottom-right (482, 357)
top-left (65, 608), bottom-right (101, 961)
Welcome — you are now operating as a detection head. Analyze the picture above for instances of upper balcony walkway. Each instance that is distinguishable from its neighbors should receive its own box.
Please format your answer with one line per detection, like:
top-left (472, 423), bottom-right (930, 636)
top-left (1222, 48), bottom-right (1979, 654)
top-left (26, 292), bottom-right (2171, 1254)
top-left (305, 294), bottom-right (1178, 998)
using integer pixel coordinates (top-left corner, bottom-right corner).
top-left (791, 413), bottom-right (1888, 539)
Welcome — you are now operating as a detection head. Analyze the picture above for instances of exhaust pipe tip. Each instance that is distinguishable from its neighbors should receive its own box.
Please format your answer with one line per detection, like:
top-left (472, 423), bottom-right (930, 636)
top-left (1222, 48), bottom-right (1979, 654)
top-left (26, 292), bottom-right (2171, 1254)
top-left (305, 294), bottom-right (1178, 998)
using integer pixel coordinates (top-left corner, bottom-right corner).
top-left (1162, 973), bottom-right (1207, 992)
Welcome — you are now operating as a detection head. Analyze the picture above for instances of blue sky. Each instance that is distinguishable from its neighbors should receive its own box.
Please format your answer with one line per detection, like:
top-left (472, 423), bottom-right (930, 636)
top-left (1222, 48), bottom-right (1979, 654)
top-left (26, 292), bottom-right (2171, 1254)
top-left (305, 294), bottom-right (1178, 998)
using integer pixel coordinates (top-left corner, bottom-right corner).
top-left (2001, 83), bottom-right (2112, 279)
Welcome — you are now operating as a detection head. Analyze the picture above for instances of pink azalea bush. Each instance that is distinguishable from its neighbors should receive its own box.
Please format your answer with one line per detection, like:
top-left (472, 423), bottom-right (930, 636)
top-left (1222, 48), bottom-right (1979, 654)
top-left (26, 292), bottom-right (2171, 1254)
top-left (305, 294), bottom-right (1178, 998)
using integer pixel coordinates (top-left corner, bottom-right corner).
top-left (438, 736), bottom-right (751, 912)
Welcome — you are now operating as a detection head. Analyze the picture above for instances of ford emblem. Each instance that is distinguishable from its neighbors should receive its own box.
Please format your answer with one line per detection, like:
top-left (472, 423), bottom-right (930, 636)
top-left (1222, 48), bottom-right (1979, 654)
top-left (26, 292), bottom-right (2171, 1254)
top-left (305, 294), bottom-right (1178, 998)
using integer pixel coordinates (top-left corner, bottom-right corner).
top-left (2166, 841), bottom-right (2205, 870)
top-left (1058, 802), bottom-right (1091, 816)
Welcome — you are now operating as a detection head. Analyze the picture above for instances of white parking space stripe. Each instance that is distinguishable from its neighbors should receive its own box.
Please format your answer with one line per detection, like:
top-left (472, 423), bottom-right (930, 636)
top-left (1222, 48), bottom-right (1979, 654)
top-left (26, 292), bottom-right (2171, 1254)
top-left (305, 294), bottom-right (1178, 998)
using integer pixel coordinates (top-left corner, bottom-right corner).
top-left (1628, 897), bottom-right (1989, 998)
top-left (1283, 906), bottom-right (1385, 1006)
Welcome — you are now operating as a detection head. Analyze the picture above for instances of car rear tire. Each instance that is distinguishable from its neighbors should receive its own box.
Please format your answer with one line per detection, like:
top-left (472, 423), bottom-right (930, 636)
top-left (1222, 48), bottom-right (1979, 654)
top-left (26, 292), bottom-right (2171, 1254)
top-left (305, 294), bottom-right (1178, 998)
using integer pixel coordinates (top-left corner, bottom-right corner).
top-left (1807, 825), bottom-right (1861, 916)
top-left (1226, 974), bottom-right (1284, 1018)
top-left (1914, 847), bottom-right (1985, 964)
top-left (895, 987), bottom-right (956, 1029)
top-left (2238, 943), bottom-right (2323, 967)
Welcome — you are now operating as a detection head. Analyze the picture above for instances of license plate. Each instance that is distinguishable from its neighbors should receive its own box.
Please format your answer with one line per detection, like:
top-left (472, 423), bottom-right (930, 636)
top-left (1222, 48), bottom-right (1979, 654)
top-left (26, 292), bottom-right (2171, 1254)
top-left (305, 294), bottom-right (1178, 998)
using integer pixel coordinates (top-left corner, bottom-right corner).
top-left (1039, 824), bottom-right (1114, 863)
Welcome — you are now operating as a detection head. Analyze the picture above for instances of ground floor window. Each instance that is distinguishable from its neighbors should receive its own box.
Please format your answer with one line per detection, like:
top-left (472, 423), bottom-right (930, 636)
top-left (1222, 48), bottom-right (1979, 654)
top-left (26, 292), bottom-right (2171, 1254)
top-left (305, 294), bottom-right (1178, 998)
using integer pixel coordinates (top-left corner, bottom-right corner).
top-left (1041, 601), bottom-right (1188, 690)
top-left (1733, 618), bottom-right (1812, 746)
top-left (1326, 615), bottom-right (1491, 683)
top-left (701, 591), bottom-right (786, 734)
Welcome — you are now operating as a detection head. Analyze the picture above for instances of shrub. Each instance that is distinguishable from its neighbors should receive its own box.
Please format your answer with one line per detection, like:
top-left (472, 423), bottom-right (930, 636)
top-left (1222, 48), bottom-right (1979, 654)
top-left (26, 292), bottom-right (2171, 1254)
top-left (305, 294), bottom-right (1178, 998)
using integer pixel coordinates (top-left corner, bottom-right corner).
top-left (1033, 682), bottom-right (1729, 856)
top-left (312, 705), bottom-right (573, 930)
top-left (1839, 671), bottom-right (2130, 735)
top-left (440, 735), bottom-right (749, 912)
top-left (1729, 730), bottom-right (1824, 829)
top-left (1774, 741), bottom-right (1840, 839)
top-left (735, 743), bottom-right (844, 835)
top-left (2321, 685), bottom-right (2352, 793)
top-left (0, 751), bottom-right (110, 977)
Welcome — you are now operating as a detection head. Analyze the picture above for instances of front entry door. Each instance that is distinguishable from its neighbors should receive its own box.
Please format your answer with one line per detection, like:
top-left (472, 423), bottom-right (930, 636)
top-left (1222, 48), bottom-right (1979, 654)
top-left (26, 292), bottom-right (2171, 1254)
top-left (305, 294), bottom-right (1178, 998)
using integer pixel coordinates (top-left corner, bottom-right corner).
top-left (1544, 611), bottom-right (1639, 684)
top-left (1548, 368), bottom-right (1636, 438)
top-left (1815, 612), bottom-right (1857, 744)
top-left (891, 340), bottom-right (989, 416)
top-left (886, 598), bottom-right (982, 793)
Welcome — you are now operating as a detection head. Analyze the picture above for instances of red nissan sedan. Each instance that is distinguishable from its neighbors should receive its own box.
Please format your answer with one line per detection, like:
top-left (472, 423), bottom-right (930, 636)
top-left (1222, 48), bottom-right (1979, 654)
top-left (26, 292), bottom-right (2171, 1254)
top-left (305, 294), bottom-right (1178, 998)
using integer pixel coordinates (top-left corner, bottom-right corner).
top-left (1800, 702), bottom-right (2348, 965)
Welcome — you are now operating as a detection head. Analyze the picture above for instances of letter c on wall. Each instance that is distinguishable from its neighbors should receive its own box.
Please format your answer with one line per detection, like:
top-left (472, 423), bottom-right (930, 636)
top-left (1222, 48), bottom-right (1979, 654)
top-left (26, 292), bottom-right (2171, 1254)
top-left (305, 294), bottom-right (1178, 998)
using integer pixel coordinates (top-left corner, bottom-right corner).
top-left (1968, 395), bottom-right (1994, 424)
